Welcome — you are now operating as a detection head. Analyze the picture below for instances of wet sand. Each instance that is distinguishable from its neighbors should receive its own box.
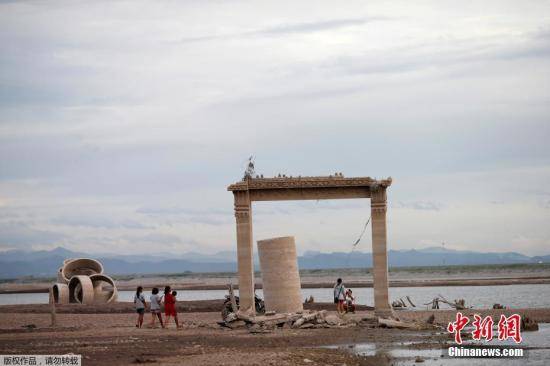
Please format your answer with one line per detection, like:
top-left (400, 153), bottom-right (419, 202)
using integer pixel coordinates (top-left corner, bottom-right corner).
top-left (0, 310), bottom-right (448, 366)
top-left (0, 303), bottom-right (548, 365)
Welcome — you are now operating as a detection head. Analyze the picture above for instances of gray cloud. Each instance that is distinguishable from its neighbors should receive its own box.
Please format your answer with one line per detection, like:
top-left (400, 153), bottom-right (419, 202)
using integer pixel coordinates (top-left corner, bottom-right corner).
top-left (136, 206), bottom-right (233, 226)
top-left (258, 17), bottom-right (378, 35)
top-left (0, 1), bottom-right (549, 255)
top-left (50, 215), bottom-right (151, 229)
top-left (176, 17), bottom-right (382, 44)
top-left (0, 222), bottom-right (67, 249)
top-left (136, 206), bottom-right (231, 216)
top-left (324, 30), bottom-right (550, 79)
top-left (393, 201), bottom-right (445, 211)
top-left (122, 233), bottom-right (184, 246)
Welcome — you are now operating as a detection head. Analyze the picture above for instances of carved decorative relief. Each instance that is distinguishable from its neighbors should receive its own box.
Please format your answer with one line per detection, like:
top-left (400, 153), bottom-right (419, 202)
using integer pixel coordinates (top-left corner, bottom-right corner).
top-left (228, 176), bottom-right (392, 192)
top-left (371, 201), bottom-right (387, 214)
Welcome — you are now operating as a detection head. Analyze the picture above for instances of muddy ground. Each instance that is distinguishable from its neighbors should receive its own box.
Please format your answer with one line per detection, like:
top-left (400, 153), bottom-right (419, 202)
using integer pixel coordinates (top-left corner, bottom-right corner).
top-left (1, 304), bottom-right (548, 365)
top-left (0, 311), bottom-right (448, 366)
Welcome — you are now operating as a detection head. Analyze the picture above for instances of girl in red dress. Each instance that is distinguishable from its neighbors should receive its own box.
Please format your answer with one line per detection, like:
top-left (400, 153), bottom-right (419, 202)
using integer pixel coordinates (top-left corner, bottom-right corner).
top-left (163, 286), bottom-right (181, 329)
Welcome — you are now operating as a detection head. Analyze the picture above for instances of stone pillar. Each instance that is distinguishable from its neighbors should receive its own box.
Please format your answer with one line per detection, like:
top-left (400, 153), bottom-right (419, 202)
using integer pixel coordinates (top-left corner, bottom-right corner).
top-left (234, 191), bottom-right (255, 314)
top-left (257, 236), bottom-right (303, 313)
top-left (371, 187), bottom-right (393, 317)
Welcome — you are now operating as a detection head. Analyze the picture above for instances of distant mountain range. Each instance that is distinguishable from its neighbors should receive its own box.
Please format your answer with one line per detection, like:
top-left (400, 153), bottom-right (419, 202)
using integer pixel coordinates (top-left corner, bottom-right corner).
top-left (0, 246), bottom-right (549, 279)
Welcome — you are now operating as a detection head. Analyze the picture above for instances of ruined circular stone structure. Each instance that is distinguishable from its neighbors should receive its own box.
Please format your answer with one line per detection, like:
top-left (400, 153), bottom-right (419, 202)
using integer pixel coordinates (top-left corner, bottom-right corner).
top-left (61, 258), bottom-right (103, 283)
top-left (52, 283), bottom-right (69, 304)
top-left (68, 275), bottom-right (95, 304)
top-left (57, 267), bottom-right (67, 284)
top-left (257, 236), bottom-right (303, 313)
top-left (89, 274), bottom-right (118, 303)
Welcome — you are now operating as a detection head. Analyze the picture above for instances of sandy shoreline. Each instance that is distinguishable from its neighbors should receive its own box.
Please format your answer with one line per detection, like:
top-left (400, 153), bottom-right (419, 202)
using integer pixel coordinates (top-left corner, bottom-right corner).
top-left (0, 305), bottom-right (547, 366)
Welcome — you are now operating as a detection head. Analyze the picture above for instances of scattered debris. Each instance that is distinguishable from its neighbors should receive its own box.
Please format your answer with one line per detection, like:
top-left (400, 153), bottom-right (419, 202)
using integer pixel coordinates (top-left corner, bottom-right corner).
top-left (406, 296), bottom-right (416, 307)
top-left (221, 285), bottom-right (265, 321)
top-left (132, 356), bottom-right (157, 364)
top-left (424, 294), bottom-right (470, 310)
top-left (392, 299), bottom-right (406, 308)
top-left (377, 317), bottom-right (439, 330)
top-left (521, 317), bottom-right (539, 332)
top-left (392, 296), bottom-right (417, 309)
top-left (219, 308), bottom-right (439, 333)
top-left (415, 356), bottom-right (425, 363)
top-left (493, 303), bottom-right (506, 309)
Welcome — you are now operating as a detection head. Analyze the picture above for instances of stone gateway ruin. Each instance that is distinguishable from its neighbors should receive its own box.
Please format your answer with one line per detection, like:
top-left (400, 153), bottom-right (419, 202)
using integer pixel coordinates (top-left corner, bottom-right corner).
top-left (228, 174), bottom-right (393, 317)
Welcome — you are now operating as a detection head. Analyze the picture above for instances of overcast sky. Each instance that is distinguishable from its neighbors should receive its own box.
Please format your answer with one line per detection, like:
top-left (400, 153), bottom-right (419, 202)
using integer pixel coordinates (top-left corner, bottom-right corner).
top-left (0, 0), bottom-right (549, 256)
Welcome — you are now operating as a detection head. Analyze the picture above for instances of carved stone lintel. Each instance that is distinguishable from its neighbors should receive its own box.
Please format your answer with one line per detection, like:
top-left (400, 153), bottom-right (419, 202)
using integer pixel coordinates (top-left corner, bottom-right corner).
top-left (228, 176), bottom-right (392, 192)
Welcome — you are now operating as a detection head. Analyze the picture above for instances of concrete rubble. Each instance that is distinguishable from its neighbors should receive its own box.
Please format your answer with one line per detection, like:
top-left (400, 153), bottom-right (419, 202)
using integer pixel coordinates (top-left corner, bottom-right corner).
top-left (219, 310), bottom-right (440, 333)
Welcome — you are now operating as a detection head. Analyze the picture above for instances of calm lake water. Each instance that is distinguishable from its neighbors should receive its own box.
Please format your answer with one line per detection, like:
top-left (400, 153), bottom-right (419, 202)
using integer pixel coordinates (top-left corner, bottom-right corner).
top-left (2, 284), bottom-right (550, 308)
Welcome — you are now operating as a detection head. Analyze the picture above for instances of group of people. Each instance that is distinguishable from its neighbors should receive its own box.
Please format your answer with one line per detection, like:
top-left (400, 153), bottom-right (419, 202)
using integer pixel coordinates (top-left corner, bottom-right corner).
top-left (333, 278), bottom-right (355, 314)
top-left (134, 286), bottom-right (181, 329)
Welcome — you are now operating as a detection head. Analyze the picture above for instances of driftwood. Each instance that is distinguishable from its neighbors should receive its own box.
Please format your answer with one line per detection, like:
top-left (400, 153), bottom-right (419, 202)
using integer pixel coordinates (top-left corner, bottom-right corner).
top-left (424, 295), bottom-right (469, 310)
top-left (438, 294), bottom-right (468, 310)
top-left (521, 317), bottom-right (539, 332)
top-left (392, 297), bottom-right (412, 309)
top-left (49, 287), bottom-right (56, 327)
top-left (392, 300), bottom-right (405, 308)
top-left (378, 317), bottom-right (440, 330)
top-left (222, 309), bottom-right (374, 332)
top-left (292, 310), bottom-right (326, 328)
top-left (228, 284), bottom-right (238, 313)
top-left (377, 317), bottom-right (421, 329)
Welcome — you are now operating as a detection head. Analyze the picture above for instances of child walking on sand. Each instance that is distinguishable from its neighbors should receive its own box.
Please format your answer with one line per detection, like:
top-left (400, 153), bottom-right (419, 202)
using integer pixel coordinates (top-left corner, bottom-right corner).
top-left (149, 287), bottom-right (165, 328)
top-left (134, 286), bottom-right (146, 328)
top-left (164, 287), bottom-right (181, 329)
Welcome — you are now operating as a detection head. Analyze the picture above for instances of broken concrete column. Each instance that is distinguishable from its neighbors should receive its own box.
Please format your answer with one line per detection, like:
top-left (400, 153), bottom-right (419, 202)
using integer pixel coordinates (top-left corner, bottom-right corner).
top-left (52, 283), bottom-right (69, 304)
top-left (257, 236), bottom-right (303, 313)
top-left (57, 268), bottom-right (67, 284)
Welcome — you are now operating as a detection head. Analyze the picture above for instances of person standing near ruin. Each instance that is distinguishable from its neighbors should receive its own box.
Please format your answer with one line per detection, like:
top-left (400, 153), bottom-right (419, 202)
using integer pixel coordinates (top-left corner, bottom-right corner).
top-left (334, 278), bottom-right (346, 314)
top-left (134, 286), bottom-right (146, 328)
top-left (163, 286), bottom-right (181, 329)
top-left (345, 288), bottom-right (356, 313)
top-left (149, 287), bottom-right (165, 328)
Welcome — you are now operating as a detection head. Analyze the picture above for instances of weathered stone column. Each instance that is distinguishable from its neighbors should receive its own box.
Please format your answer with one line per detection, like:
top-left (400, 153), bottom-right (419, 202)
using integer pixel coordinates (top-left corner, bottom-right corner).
top-left (257, 236), bottom-right (303, 313)
top-left (371, 187), bottom-right (392, 317)
top-left (234, 191), bottom-right (255, 314)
